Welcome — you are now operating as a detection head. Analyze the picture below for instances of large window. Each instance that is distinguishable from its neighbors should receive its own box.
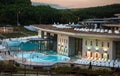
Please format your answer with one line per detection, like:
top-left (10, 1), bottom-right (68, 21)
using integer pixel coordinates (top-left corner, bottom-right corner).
top-left (103, 53), bottom-right (109, 59)
top-left (90, 41), bottom-right (92, 46)
top-left (85, 40), bottom-right (87, 45)
top-left (107, 42), bottom-right (110, 48)
top-left (86, 51), bottom-right (91, 58)
top-left (96, 40), bottom-right (98, 46)
top-left (116, 42), bottom-right (120, 59)
top-left (102, 42), bottom-right (104, 47)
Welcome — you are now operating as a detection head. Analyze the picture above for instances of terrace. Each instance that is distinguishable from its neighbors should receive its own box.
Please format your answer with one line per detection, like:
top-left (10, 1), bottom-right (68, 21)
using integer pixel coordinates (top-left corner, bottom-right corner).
top-left (0, 27), bottom-right (37, 39)
top-left (33, 24), bottom-right (120, 39)
top-left (74, 58), bottom-right (120, 68)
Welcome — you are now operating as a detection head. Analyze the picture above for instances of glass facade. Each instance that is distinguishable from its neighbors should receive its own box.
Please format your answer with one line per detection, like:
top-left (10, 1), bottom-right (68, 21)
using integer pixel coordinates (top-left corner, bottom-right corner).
top-left (75, 38), bottom-right (82, 55)
top-left (116, 41), bottom-right (120, 59)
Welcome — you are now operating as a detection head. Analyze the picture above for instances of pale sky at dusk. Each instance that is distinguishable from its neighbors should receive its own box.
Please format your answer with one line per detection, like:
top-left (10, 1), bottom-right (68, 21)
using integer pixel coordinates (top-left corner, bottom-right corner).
top-left (31, 0), bottom-right (120, 8)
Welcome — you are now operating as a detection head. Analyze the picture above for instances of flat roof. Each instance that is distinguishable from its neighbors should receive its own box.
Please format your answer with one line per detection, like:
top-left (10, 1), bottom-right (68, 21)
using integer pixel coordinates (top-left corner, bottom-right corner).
top-left (86, 17), bottom-right (120, 21)
top-left (83, 21), bottom-right (108, 24)
top-left (28, 38), bottom-right (49, 41)
top-left (103, 24), bottom-right (120, 27)
top-left (32, 24), bottom-right (120, 40)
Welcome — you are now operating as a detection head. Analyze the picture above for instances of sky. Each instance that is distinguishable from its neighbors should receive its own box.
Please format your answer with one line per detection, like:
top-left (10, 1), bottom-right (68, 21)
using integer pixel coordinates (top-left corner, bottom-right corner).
top-left (31, 0), bottom-right (120, 8)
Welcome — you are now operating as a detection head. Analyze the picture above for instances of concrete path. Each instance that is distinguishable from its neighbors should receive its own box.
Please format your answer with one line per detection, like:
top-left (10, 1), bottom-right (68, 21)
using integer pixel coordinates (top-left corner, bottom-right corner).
top-left (13, 74), bottom-right (51, 76)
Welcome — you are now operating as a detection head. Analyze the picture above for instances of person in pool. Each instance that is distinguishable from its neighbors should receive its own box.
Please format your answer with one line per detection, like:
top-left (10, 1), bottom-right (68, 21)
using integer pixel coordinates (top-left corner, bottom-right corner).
top-left (36, 55), bottom-right (39, 58)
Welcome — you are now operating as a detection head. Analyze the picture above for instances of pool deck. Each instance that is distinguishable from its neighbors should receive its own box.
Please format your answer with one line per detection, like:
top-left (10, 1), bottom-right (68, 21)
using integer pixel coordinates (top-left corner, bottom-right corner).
top-left (16, 59), bottom-right (57, 67)
top-left (0, 53), bottom-right (116, 70)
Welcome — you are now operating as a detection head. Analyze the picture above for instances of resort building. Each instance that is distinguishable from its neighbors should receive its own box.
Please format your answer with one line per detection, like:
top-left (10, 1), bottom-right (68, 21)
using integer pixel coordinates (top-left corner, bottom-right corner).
top-left (32, 15), bottom-right (120, 60)
top-left (115, 14), bottom-right (120, 18)
top-left (0, 26), bottom-right (14, 33)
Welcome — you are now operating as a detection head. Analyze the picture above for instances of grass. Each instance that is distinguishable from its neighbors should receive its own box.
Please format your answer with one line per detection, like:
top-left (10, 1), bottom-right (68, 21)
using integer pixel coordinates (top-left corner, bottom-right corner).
top-left (0, 66), bottom-right (119, 76)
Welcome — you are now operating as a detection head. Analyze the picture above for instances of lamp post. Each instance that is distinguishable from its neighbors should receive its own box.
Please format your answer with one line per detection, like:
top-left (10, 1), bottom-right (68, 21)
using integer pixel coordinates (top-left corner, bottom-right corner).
top-left (3, 26), bottom-right (5, 33)
top-left (18, 47), bottom-right (22, 60)
top-left (37, 48), bottom-right (39, 76)
top-left (17, 11), bottom-right (20, 26)
top-left (20, 45), bottom-right (26, 76)
top-left (30, 51), bottom-right (33, 68)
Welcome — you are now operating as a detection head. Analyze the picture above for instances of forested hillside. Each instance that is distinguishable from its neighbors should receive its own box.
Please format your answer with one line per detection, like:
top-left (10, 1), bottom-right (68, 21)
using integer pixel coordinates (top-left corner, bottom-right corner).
top-left (0, 0), bottom-right (31, 5)
top-left (72, 4), bottom-right (120, 20)
top-left (0, 0), bottom-right (120, 26)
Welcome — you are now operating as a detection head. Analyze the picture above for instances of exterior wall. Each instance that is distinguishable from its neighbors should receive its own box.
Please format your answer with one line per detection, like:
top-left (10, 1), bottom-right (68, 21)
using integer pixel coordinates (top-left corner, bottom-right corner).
top-left (114, 14), bottom-right (120, 18)
top-left (44, 32), bottom-right (47, 38)
top-left (112, 41), bottom-right (116, 60)
top-left (117, 15), bottom-right (120, 18)
top-left (57, 34), bottom-right (69, 56)
top-left (82, 39), bottom-right (114, 60)
top-left (38, 30), bottom-right (45, 38)
top-left (0, 27), bottom-right (13, 33)
top-left (38, 30), bottom-right (41, 38)
top-left (37, 28), bottom-right (117, 59)
top-left (118, 27), bottom-right (120, 31)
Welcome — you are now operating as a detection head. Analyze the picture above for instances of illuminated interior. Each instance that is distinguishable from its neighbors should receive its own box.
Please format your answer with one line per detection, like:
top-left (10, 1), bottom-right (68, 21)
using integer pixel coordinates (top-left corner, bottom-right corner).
top-left (93, 52), bottom-right (100, 59)
top-left (87, 45), bottom-right (91, 50)
top-left (103, 53), bottom-right (108, 59)
top-left (86, 51), bottom-right (91, 58)
top-left (103, 47), bottom-right (108, 51)
top-left (95, 46), bottom-right (99, 50)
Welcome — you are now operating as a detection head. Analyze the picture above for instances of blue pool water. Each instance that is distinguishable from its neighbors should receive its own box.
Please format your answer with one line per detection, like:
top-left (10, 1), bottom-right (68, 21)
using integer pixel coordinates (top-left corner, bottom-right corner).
top-left (17, 52), bottom-right (70, 63)
top-left (2, 40), bottom-right (38, 51)
top-left (2, 37), bottom-right (70, 63)
top-left (17, 52), bottom-right (44, 58)
top-left (0, 56), bottom-right (3, 60)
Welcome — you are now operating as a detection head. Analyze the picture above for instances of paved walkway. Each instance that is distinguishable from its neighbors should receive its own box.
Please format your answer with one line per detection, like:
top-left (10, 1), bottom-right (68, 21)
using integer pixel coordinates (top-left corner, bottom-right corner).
top-left (0, 73), bottom-right (51, 76)
top-left (0, 53), bottom-right (15, 60)
top-left (13, 74), bottom-right (51, 76)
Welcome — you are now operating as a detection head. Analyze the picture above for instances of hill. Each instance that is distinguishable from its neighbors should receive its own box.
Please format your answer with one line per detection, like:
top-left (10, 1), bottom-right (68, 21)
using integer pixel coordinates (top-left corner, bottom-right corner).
top-left (0, 1), bottom-right (120, 25)
top-left (70, 4), bottom-right (120, 20)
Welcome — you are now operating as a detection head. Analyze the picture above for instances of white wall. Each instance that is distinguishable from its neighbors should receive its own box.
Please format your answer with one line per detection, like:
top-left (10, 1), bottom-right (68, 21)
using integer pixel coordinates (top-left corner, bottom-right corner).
top-left (57, 34), bottom-right (69, 56)
top-left (38, 30), bottom-right (41, 38)
top-left (82, 39), bottom-right (114, 60)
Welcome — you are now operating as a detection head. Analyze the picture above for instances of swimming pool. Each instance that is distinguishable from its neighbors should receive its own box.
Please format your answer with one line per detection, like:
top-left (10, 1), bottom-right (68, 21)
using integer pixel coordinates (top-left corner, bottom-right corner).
top-left (2, 37), bottom-right (70, 63)
top-left (2, 39), bottom-right (38, 51)
top-left (17, 52), bottom-right (70, 63)
top-left (0, 56), bottom-right (3, 60)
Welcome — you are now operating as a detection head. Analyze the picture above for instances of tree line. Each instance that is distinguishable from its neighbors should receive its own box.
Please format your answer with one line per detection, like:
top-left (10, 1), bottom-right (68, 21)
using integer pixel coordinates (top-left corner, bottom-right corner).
top-left (0, 0), bottom-right (120, 26)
